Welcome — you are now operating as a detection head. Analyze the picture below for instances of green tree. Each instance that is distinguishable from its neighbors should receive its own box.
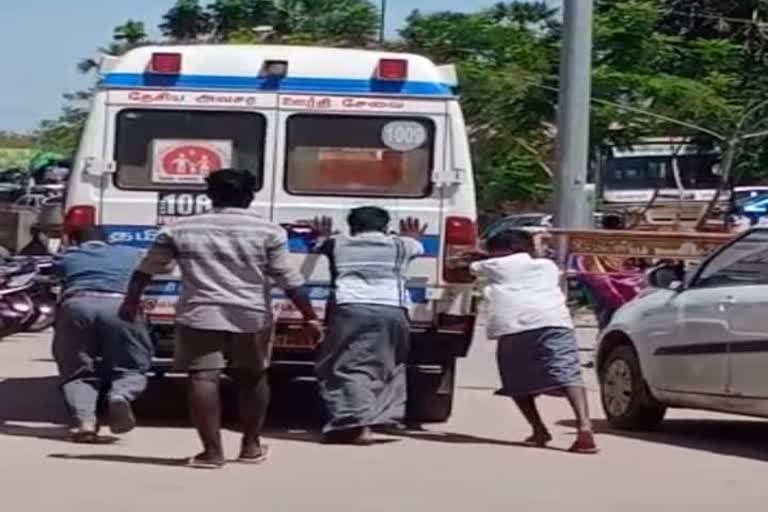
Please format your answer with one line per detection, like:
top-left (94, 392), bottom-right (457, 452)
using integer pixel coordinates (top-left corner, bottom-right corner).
top-left (35, 92), bottom-right (92, 156)
top-left (400, 3), bottom-right (559, 211)
top-left (208, 0), bottom-right (276, 40)
top-left (77, 21), bottom-right (149, 74)
top-left (273, 0), bottom-right (379, 46)
top-left (114, 20), bottom-right (149, 45)
top-left (160, 0), bottom-right (212, 41)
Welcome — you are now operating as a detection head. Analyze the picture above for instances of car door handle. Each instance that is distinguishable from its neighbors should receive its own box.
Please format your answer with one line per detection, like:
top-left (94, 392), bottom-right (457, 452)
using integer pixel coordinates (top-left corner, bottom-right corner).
top-left (718, 296), bottom-right (738, 305)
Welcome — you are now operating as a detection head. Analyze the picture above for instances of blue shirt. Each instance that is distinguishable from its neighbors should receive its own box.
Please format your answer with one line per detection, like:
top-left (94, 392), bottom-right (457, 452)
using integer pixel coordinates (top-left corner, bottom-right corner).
top-left (54, 241), bottom-right (144, 295)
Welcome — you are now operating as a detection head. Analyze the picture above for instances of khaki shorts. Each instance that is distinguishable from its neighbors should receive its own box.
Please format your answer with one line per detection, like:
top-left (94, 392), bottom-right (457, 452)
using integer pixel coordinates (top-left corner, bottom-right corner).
top-left (174, 325), bottom-right (273, 373)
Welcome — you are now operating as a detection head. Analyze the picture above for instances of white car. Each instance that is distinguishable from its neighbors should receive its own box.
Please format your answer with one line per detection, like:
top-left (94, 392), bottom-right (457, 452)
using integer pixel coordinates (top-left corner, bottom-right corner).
top-left (597, 228), bottom-right (768, 429)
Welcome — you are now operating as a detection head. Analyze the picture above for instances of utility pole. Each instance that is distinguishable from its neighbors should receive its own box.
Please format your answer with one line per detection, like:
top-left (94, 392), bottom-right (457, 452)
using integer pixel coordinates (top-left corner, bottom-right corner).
top-left (554, 0), bottom-right (594, 229)
top-left (379, 0), bottom-right (387, 45)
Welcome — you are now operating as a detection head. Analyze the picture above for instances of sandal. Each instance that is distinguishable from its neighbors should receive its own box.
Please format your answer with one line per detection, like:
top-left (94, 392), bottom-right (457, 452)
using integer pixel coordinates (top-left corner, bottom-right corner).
top-left (70, 429), bottom-right (99, 444)
top-left (523, 431), bottom-right (553, 447)
top-left (569, 431), bottom-right (600, 454)
top-left (236, 445), bottom-right (271, 464)
top-left (185, 454), bottom-right (225, 469)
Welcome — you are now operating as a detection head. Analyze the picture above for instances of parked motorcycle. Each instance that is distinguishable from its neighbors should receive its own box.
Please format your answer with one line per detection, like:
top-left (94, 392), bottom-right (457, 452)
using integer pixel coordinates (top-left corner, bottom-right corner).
top-left (0, 260), bottom-right (38, 339)
top-left (23, 257), bottom-right (57, 332)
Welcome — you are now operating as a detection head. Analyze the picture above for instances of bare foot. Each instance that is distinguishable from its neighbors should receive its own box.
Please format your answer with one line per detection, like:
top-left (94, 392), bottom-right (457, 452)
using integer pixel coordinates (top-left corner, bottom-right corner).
top-left (523, 430), bottom-right (553, 447)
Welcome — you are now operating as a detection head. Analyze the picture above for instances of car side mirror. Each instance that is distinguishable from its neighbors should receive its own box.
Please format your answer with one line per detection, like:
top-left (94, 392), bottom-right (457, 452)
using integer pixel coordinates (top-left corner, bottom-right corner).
top-left (647, 264), bottom-right (685, 291)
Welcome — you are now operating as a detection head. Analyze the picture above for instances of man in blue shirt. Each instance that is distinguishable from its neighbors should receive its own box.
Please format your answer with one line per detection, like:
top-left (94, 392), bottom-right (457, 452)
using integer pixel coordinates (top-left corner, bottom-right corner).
top-left (53, 226), bottom-right (152, 442)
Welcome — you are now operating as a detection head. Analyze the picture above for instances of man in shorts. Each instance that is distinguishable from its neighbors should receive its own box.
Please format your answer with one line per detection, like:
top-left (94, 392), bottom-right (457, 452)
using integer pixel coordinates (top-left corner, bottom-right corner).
top-left (119, 169), bottom-right (322, 469)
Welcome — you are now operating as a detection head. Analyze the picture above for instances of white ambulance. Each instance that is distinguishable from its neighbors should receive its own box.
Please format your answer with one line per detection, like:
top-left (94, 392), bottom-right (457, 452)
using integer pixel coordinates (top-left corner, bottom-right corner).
top-left (65, 45), bottom-right (477, 422)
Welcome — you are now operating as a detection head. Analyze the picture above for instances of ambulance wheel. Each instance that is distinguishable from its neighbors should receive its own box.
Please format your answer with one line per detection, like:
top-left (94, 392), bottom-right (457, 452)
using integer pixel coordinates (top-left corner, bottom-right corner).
top-left (406, 360), bottom-right (456, 423)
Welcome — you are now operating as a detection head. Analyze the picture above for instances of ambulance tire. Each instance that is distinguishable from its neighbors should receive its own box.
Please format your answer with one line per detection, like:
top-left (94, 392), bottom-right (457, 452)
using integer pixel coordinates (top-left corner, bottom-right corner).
top-left (406, 360), bottom-right (456, 423)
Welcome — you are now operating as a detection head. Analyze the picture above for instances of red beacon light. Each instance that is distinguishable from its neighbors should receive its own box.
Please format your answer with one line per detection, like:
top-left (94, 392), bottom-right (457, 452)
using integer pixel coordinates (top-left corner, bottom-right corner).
top-left (150, 52), bottom-right (182, 75)
top-left (376, 58), bottom-right (408, 81)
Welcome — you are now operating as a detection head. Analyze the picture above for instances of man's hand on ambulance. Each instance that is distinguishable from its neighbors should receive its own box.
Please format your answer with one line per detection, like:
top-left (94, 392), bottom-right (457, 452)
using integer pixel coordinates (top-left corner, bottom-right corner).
top-left (399, 217), bottom-right (427, 239)
top-left (310, 216), bottom-right (334, 239)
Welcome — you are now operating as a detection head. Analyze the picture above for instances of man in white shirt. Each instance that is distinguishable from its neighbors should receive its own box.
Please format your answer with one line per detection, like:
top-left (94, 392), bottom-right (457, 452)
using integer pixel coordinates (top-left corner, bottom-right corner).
top-left (470, 229), bottom-right (598, 454)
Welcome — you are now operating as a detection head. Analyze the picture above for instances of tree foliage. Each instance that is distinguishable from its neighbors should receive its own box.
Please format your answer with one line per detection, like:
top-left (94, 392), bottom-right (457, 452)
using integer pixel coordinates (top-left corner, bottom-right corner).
top-left (32, 0), bottom-right (768, 214)
top-left (160, 0), bottom-right (213, 41)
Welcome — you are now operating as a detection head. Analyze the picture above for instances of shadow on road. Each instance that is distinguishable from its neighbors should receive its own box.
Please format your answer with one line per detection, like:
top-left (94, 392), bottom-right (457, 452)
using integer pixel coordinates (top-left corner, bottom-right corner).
top-left (385, 428), bottom-right (570, 452)
top-left (0, 374), bottom-right (325, 444)
top-left (558, 418), bottom-right (768, 462)
top-left (49, 453), bottom-right (186, 467)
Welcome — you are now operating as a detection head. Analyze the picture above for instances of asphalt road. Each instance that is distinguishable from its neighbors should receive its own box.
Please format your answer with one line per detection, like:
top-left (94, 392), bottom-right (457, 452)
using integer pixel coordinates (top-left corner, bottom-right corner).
top-left (0, 327), bottom-right (766, 511)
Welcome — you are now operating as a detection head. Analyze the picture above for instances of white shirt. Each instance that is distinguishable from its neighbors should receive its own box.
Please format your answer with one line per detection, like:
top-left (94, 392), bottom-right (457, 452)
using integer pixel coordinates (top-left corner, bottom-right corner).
top-left (470, 253), bottom-right (573, 339)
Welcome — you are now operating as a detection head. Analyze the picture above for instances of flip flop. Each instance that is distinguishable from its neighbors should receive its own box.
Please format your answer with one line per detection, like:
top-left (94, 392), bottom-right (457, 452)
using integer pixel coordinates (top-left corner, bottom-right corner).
top-left (185, 454), bottom-right (225, 469)
top-left (70, 430), bottom-right (99, 444)
top-left (236, 445), bottom-right (271, 464)
top-left (569, 432), bottom-right (600, 455)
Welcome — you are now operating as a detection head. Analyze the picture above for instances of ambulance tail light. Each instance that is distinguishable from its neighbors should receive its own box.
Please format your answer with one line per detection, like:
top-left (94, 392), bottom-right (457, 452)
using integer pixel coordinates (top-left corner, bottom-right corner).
top-left (376, 59), bottom-right (408, 81)
top-left (64, 205), bottom-right (96, 234)
top-left (443, 216), bottom-right (477, 283)
top-left (150, 52), bottom-right (182, 74)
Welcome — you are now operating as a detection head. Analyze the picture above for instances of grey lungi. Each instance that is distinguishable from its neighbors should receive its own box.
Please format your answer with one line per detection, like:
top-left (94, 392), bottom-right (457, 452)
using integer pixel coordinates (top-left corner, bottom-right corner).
top-left (316, 304), bottom-right (409, 433)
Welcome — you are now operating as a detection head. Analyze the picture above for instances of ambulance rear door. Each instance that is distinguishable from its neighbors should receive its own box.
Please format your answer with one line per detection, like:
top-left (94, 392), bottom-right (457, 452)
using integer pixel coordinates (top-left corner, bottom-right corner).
top-left (271, 94), bottom-right (448, 324)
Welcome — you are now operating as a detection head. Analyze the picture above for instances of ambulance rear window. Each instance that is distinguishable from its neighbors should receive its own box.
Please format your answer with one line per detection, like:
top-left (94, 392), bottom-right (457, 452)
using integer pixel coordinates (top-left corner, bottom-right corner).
top-left (114, 110), bottom-right (266, 191)
top-left (285, 115), bottom-right (434, 197)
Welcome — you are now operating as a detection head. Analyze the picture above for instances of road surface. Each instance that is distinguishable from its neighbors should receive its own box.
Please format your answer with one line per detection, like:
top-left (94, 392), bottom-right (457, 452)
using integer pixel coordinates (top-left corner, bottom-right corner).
top-left (0, 327), bottom-right (765, 511)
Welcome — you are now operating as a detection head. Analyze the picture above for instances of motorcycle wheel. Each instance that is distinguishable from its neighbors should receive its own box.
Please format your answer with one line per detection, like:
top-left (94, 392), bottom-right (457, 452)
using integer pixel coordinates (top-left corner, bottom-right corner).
top-left (24, 312), bottom-right (55, 332)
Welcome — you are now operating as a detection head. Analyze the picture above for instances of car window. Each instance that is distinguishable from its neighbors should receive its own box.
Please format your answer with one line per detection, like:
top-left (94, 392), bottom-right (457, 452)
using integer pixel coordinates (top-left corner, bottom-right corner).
top-left (114, 109), bottom-right (266, 191)
top-left (285, 115), bottom-right (434, 198)
top-left (693, 230), bottom-right (768, 288)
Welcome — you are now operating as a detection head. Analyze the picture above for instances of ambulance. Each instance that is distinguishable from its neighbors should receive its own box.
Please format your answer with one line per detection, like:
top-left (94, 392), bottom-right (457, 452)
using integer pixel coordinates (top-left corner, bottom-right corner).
top-left (64, 45), bottom-right (478, 422)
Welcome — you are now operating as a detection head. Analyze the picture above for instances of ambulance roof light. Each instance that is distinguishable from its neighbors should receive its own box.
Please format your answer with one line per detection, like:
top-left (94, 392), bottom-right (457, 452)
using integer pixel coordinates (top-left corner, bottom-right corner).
top-left (150, 52), bottom-right (182, 75)
top-left (376, 59), bottom-right (408, 81)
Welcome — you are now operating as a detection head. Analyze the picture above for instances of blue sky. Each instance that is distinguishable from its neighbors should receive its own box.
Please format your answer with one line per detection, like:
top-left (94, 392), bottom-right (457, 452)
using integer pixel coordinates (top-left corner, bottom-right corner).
top-left (0, 0), bottom-right (532, 132)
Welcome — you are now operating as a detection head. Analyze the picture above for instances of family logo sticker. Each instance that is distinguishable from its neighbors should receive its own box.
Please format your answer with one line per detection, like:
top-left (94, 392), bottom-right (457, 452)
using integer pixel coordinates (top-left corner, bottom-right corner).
top-left (151, 139), bottom-right (233, 184)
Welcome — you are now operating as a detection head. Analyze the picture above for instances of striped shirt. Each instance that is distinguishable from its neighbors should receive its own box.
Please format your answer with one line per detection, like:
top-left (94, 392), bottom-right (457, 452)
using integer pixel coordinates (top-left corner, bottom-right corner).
top-left (137, 208), bottom-right (304, 333)
top-left (316, 232), bottom-right (423, 309)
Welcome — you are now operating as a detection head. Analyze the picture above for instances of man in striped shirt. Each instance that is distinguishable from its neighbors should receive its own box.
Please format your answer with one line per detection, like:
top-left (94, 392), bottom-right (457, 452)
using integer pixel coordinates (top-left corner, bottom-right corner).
top-left (311, 208), bottom-right (426, 443)
top-left (120, 169), bottom-right (321, 469)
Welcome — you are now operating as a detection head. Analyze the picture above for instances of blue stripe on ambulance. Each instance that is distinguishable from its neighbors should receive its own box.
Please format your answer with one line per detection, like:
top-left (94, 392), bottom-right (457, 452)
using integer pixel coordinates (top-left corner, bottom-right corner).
top-left (287, 233), bottom-right (439, 257)
top-left (102, 225), bottom-right (440, 257)
top-left (101, 73), bottom-right (453, 96)
top-left (145, 280), bottom-right (428, 304)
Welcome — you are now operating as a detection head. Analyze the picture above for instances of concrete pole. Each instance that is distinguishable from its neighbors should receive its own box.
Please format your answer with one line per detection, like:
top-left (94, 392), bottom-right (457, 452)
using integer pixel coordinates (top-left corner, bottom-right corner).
top-left (554, 0), bottom-right (594, 229)
top-left (379, 0), bottom-right (387, 45)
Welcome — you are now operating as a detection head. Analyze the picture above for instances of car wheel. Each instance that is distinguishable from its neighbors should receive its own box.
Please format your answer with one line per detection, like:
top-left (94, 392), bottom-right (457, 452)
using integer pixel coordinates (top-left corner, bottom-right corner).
top-left (600, 344), bottom-right (666, 430)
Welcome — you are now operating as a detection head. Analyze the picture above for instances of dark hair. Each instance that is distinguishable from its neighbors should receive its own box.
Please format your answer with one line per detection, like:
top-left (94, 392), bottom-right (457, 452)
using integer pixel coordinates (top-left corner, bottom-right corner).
top-left (347, 206), bottom-right (390, 235)
top-left (205, 169), bottom-right (256, 208)
top-left (602, 214), bottom-right (624, 230)
top-left (69, 226), bottom-right (106, 245)
top-left (486, 229), bottom-right (534, 253)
